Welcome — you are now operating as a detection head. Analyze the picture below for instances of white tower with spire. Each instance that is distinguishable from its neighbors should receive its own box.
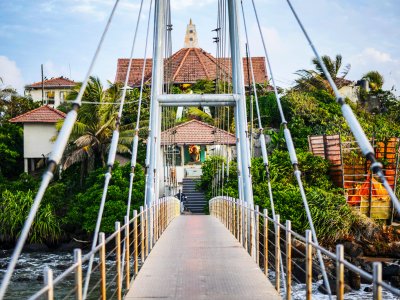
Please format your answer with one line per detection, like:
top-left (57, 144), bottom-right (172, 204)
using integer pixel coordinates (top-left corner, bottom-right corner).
top-left (184, 18), bottom-right (199, 48)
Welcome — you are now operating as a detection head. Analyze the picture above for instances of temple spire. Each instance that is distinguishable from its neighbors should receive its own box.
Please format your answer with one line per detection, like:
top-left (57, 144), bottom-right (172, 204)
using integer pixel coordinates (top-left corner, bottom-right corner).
top-left (184, 18), bottom-right (198, 48)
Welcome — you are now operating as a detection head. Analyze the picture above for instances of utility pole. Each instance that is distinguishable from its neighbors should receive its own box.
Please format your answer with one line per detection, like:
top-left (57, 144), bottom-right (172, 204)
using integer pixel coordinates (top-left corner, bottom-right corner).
top-left (41, 64), bottom-right (45, 105)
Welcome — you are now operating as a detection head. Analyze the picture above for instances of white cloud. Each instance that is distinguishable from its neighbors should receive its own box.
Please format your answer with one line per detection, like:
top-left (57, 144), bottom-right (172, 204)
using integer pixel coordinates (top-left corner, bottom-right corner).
top-left (171, 0), bottom-right (215, 10)
top-left (0, 56), bottom-right (24, 93)
top-left (350, 48), bottom-right (400, 95)
top-left (354, 48), bottom-right (396, 65)
top-left (67, 0), bottom-right (141, 20)
top-left (43, 60), bottom-right (71, 79)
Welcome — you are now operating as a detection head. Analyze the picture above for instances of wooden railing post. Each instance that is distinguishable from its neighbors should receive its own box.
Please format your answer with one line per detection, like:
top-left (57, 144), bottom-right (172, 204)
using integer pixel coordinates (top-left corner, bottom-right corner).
top-left (275, 214), bottom-right (280, 293)
top-left (244, 201), bottom-right (248, 252)
top-left (145, 204), bottom-right (149, 258)
top-left (140, 206), bottom-right (144, 262)
top-left (236, 199), bottom-right (240, 241)
top-left (154, 199), bottom-right (158, 243)
top-left (305, 230), bottom-right (312, 300)
top-left (239, 199), bottom-right (243, 245)
top-left (99, 232), bottom-right (107, 300)
top-left (263, 209), bottom-right (268, 276)
top-left (250, 204), bottom-right (254, 259)
top-left (373, 262), bottom-right (382, 300)
top-left (336, 244), bottom-right (344, 300)
top-left (255, 205), bottom-right (260, 265)
top-left (44, 267), bottom-right (54, 300)
top-left (286, 220), bottom-right (292, 300)
top-left (74, 249), bottom-right (83, 300)
top-left (124, 216), bottom-right (130, 289)
top-left (115, 222), bottom-right (122, 300)
top-left (133, 210), bottom-right (139, 275)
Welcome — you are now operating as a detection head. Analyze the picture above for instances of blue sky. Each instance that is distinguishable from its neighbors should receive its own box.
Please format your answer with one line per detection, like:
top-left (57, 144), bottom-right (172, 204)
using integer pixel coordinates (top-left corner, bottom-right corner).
top-left (0, 0), bottom-right (399, 95)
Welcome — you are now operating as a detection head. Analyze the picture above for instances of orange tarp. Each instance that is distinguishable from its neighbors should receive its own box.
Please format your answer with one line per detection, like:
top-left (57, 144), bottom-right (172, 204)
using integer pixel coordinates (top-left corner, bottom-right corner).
top-left (348, 177), bottom-right (389, 206)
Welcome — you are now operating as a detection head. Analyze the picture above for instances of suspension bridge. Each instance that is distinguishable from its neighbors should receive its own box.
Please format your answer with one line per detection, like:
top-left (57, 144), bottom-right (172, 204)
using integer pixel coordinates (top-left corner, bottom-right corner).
top-left (1, 0), bottom-right (400, 299)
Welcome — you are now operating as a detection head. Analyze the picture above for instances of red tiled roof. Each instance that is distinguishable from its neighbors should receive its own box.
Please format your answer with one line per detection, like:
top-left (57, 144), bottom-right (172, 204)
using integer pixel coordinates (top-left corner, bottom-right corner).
top-left (9, 105), bottom-right (66, 123)
top-left (115, 47), bottom-right (267, 86)
top-left (26, 77), bottom-right (76, 89)
top-left (161, 119), bottom-right (236, 145)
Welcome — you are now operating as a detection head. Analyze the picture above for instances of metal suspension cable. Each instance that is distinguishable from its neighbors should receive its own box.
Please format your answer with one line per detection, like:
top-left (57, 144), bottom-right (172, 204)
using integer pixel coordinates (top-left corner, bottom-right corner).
top-left (65, 99), bottom-right (142, 105)
top-left (284, 0), bottom-right (400, 213)
top-left (240, 0), bottom-right (286, 293)
top-left (127, 0), bottom-right (153, 220)
top-left (250, 0), bottom-right (332, 297)
top-left (82, 0), bottom-right (146, 297)
top-left (0, 1), bottom-right (122, 298)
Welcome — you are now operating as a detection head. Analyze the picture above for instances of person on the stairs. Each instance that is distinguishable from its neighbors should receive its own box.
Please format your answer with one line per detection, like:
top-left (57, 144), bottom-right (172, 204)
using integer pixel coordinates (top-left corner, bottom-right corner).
top-left (176, 190), bottom-right (188, 211)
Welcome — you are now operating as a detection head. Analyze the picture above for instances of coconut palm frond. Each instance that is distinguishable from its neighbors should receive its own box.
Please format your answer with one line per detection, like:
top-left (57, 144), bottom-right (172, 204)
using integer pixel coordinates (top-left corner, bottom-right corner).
top-left (341, 64), bottom-right (351, 78)
top-left (95, 115), bottom-right (117, 137)
top-left (362, 71), bottom-right (384, 91)
top-left (71, 121), bottom-right (89, 137)
top-left (116, 144), bottom-right (132, 154)
top-left (296, 54), bottom-right (350, 95)
top-left (118, 135), bottom-right (134, 146)
top-left (63, 148), bottom-right (90, 170)
top-left (75, 134), bottom-right (97, 148)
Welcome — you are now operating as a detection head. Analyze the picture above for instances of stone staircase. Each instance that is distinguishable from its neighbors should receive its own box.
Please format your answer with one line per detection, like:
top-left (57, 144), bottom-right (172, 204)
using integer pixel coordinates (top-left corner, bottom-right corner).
top-left (182, 178), bottom-right (206, 214)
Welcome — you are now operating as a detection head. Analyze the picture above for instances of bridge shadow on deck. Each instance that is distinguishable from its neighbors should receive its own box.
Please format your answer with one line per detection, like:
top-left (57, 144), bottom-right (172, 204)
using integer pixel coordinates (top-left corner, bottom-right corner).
top-left (125, 215), bottom-right (280, 300)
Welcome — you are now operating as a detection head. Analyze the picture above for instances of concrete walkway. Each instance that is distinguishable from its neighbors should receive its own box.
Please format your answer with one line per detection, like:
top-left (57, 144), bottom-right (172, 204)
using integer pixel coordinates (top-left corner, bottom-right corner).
top-left (125, 215), bottom-right (281, 300)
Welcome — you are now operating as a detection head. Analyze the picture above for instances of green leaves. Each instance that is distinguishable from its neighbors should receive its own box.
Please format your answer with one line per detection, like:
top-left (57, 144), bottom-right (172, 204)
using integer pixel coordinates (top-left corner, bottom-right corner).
top-left (0, 123), bottom-right (23, 178)
top-left (67, 163), bottom-right (145, 233)
top-left (0, 190), bottom-right (60, 243)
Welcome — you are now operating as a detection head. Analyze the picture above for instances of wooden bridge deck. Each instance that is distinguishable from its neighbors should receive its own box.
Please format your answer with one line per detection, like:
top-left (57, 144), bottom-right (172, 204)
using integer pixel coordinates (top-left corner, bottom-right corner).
top-left (125, 215), bottom-right (281, 300)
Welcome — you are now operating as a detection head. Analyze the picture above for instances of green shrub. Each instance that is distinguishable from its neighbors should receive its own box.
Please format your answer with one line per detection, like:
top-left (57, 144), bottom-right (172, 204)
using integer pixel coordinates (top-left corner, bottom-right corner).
top-left (0, 190), bottom-right (60, 243)
top-left (66, 163), bottom-right (145, 233)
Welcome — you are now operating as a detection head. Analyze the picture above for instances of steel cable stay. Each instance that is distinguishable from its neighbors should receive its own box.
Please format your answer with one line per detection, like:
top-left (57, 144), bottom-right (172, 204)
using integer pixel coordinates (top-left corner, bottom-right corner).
top-left (120, 0), bottom-right (154, 290)
top-left (82, 0), bottom-right (147, 297)
top-left (0, 0), bottom-right (123, 298)
top-left (249, 0), bottom-right (333, 297)
top-left (240, 0), bottom-right (287, 294)
top-left (283, 0), bottom-right (400, 212)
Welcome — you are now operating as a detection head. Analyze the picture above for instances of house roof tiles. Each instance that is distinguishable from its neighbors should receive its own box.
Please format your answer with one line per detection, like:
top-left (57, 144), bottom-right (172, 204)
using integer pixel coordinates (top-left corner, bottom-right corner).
top-left (161, 119), bottom-right (236, 145)
top-left (9, 105), bottom-right (66, 123)
top-left (26, 77), bottom-right (76, 89)
top-left (115, 47), bottom-right (267, 86)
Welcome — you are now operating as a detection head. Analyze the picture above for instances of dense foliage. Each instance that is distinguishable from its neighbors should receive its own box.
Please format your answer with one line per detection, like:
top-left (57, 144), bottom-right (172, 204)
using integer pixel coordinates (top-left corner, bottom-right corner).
top-left (1, 53), bottom-right (399, 245)
top-left (201, 151), bottom-right (356, 243)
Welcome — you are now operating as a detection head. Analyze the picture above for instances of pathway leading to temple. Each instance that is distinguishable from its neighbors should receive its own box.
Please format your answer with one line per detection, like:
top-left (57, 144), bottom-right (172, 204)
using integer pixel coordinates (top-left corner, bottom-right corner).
top-left (125, 215), bottom-right (281, 299)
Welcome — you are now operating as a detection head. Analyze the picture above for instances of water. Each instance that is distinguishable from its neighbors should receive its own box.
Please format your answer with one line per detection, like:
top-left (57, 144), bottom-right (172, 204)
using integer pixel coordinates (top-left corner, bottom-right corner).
top-left (0, 250), bottom-right (120, 299)
top-left (291, 280), bottom-right (400, 300)
top-left (1, 251), bottom-right (400, 299)
top-left (0, 250), bottom-right (75, 299)
top-left (268, 270), bottom-right (400, 300)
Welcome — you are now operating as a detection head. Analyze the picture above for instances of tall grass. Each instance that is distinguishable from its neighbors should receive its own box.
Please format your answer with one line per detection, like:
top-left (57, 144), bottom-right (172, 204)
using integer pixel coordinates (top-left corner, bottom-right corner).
top-left (0, 190), bottom-right (60, 244)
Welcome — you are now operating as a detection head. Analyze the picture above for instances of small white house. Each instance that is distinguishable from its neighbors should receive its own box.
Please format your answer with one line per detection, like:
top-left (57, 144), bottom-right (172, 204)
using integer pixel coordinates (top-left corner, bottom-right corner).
top-left (9, 105), bottom-right (66, 173)
top-left (24, 77), bottom-right (76, 108)
top-left (160, 119), bottom-right (237, 195)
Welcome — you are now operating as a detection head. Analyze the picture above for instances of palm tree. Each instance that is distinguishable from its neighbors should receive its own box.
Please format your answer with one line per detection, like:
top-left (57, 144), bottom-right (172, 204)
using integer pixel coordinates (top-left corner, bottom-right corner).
top-left (362, 71), bottom-right (384, 91)
top-left (59, 77), bottom-right (133, 176)
top-left (295, 54), bottom-right (351, 95)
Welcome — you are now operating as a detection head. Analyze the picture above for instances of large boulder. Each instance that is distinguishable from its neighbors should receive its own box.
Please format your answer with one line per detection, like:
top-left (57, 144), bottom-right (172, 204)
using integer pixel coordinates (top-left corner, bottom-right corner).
top-left (347, 270), bottom-right (361, 290)
top-left (343, 241), bottom-right (363, 258)
top-left (318, 279), bottom-right (352, 295)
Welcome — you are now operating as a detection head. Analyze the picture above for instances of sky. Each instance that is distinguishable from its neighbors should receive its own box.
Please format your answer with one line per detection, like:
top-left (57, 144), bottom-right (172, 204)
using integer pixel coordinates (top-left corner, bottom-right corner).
top-left (0, 0), bottom-right (399, 95)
